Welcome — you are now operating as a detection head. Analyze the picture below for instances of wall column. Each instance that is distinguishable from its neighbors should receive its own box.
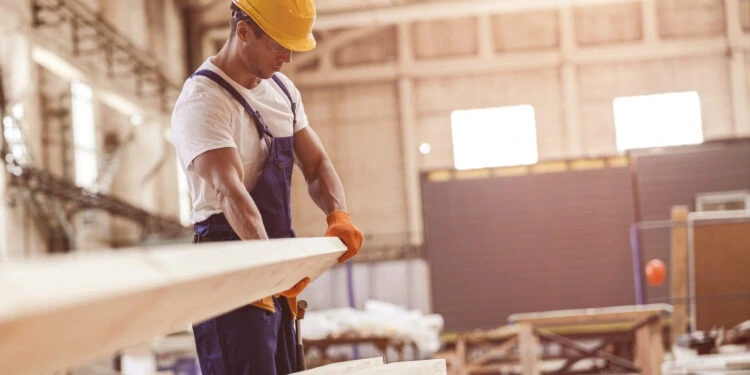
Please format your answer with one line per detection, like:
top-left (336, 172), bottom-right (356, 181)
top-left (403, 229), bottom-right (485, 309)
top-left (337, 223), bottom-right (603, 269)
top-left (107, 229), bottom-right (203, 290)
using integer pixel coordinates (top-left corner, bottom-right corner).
top-left (397, 23), bottom-right (423, 246)
top-left (559, 5), bottom-right (583, 156)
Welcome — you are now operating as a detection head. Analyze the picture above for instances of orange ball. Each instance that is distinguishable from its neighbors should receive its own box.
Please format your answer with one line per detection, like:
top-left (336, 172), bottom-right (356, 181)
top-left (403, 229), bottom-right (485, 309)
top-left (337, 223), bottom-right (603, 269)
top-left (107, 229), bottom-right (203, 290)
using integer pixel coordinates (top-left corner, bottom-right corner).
top-left (645, 259), bottom-right (666, 286)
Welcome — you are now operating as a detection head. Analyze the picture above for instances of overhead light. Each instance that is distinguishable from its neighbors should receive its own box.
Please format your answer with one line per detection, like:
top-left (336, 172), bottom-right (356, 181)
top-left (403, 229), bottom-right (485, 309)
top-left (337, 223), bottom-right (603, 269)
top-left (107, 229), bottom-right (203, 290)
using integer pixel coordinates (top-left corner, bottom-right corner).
top-left (419, 142), bottom-right (431, 155)
top-left (130, 114), bottom-right (144, 126)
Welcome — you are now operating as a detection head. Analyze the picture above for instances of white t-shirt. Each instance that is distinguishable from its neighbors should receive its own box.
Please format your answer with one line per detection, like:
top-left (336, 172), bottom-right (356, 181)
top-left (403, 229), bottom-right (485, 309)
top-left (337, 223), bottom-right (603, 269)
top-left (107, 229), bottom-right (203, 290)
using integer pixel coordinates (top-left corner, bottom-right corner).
top-left (171, 58), bottom-right (309, 224)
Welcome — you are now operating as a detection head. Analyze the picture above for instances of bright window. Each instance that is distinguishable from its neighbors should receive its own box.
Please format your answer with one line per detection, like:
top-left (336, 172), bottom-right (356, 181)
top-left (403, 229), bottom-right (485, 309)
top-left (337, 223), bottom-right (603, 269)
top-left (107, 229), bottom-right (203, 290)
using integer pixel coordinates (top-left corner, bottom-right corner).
top-left (613, 91), bottom-right (703, 151)
top-left (451, 105), bottom-right (538, 170)
top-left (71, 81), bottom-right (97, 187)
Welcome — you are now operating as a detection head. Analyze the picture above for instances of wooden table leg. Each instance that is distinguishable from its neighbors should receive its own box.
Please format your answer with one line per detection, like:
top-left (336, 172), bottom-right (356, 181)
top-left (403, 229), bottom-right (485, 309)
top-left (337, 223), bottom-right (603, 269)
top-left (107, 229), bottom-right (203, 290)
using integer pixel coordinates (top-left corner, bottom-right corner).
top-left (396, 342), bottom-right (405, 362)
top-left (650, 316), bottom-right (665, 373)
top-left (635, 315), bottom-right (663, 375)
top-left (518, 323), bottom-right (541, 375)
top-left (455, 335), bottom-right (466, 375)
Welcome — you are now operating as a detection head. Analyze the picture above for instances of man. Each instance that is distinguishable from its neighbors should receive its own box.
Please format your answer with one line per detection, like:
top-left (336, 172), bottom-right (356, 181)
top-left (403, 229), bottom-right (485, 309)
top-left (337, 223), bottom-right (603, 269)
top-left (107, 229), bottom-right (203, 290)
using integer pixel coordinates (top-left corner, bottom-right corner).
top-left (170, 1), bottom-right (363, 374)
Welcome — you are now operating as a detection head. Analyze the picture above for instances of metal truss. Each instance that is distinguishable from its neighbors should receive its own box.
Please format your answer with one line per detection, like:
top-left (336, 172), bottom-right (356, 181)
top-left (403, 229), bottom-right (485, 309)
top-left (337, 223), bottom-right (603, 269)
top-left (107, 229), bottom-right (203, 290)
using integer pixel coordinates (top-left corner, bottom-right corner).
top-left (7, 163), bottom-right (189, 240)
top-left (31, 0), bottom-right (181, 112)
top-left (1, 51), bottom-right (187, 255)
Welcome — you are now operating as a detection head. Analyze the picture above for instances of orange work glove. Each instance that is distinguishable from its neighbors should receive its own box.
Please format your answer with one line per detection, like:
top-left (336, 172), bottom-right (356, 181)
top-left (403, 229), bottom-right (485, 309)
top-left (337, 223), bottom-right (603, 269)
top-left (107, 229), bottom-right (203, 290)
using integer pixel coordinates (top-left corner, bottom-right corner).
top-left (280, 277), bottom-right (310, 298)
top-left (324, 211), bottom-right (363, 263)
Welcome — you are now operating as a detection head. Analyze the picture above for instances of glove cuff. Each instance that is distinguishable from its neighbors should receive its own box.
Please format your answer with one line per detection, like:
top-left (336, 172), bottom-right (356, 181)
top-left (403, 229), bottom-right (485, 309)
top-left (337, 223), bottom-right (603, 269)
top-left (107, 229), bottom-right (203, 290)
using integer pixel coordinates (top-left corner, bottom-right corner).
top-left (326, 210), bottom-right (351, 226)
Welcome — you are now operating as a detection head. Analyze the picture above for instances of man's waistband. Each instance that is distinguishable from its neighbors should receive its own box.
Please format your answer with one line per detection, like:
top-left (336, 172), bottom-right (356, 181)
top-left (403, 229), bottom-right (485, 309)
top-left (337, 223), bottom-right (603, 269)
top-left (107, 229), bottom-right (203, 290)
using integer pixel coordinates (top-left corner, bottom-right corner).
top-left (194, 213), bottom-right (237, 241)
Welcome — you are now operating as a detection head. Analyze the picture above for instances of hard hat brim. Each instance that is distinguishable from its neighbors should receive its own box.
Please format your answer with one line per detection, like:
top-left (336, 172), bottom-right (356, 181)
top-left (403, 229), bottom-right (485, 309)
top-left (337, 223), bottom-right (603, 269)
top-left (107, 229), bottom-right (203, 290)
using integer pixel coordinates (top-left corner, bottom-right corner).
top-left (279, 33), bottom-right (317, 53)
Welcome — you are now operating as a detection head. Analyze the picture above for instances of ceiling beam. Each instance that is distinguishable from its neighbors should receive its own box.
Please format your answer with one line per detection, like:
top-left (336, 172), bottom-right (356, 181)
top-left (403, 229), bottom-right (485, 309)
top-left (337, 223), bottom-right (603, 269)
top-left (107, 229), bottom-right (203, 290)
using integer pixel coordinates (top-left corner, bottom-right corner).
top-left (314, 0), bottom-right (642, 30)
top-left (293, 37), bottom-right (729, 86)
top-left (316, 0), bottom-right (399, 13)
top-left (173, 0), bottom-right (223, 11)
top-left (197, 0), bottom-right (645, 36)
top-left (291, 26), bottom-right (387, 69)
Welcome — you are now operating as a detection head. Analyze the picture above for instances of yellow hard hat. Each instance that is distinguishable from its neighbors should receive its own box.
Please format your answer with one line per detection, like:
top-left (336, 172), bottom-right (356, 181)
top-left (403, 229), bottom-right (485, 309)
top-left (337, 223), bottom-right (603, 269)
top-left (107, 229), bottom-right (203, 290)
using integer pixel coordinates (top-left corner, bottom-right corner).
top-left (232, 0), bottom-right (317, 52)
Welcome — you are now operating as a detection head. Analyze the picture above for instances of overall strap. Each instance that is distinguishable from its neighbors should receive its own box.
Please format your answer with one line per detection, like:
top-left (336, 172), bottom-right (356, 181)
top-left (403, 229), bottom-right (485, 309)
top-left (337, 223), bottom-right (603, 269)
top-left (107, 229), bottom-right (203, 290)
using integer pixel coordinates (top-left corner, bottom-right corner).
top-left (192, 69), bottom-right (272, 139)
top-left (271, 74), bottom-right (297, 127)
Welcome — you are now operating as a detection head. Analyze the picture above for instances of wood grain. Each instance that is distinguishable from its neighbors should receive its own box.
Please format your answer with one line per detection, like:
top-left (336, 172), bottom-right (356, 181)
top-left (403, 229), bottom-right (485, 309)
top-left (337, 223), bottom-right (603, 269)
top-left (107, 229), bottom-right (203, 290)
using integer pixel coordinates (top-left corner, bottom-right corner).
top-left (0, 237), bottom-right (346, 375)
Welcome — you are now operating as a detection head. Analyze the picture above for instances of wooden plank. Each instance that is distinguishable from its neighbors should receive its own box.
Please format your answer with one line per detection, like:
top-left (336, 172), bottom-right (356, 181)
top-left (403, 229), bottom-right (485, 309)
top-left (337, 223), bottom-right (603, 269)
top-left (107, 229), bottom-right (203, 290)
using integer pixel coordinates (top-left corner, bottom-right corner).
top-left (670, 206), bottom-right (689, 343)
top-left (508, 304), bottom-right (672, 326)
top-left (517, 323), bottom-right (540, 375)
top-left (545, 319), bottom-right (669, 335)
top-left (293, 357), bottom-right (385, 374)
top-left (351, 359), bottom-right (447, 374)
top-left (450, 320), bottom-right (670, 341)
top-left (463, 324), bottom-right (519, 341)
top-left (0, 237), bottom-right (346, 375)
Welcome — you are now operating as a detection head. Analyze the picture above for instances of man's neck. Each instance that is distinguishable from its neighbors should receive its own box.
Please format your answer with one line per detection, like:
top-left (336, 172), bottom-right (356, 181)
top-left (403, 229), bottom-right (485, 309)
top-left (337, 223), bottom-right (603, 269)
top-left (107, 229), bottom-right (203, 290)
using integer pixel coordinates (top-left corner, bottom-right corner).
top-left (211, 43), bottom-right (261, 90)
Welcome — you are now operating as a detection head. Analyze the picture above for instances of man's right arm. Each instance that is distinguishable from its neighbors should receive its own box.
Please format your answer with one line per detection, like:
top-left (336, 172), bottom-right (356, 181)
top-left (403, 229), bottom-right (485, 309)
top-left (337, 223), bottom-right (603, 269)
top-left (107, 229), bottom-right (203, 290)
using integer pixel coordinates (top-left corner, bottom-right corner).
top-left (192, 147), bottom-right (268, 240)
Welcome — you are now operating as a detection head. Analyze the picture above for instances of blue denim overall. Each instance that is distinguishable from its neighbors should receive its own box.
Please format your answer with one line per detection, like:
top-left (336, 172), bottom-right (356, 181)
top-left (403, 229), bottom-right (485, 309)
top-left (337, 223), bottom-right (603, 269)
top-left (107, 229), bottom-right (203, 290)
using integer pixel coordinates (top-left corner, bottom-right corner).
top-left (190, 70), bottom-right (298, 375)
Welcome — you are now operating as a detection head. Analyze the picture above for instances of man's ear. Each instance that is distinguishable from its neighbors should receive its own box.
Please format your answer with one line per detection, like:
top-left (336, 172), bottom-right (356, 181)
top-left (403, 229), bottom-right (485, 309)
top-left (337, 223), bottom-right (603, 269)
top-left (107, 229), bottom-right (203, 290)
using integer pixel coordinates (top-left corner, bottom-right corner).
top-left (236, 22), bottom-right (249, 43)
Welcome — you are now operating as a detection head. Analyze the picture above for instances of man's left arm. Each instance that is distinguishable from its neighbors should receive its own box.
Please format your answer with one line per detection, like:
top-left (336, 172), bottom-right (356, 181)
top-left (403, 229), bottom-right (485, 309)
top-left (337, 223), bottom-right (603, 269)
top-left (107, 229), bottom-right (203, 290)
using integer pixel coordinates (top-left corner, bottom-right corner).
top-left (294, 127), bottom-right (363, 262)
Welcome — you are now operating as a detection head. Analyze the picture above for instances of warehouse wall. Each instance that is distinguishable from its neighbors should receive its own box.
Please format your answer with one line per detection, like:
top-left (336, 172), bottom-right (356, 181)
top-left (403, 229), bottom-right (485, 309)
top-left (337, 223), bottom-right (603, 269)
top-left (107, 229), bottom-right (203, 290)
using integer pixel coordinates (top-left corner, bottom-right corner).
top-left (0, 0), bottom-right (187, 256)
top-left (285, 0), bottom-right (750, 253)
top-left (179, 0), bottom-right (750, 249)
top-left (290, 82), bottom-right (407, 238)
top-left (272, 0), bottom-right (750, 317)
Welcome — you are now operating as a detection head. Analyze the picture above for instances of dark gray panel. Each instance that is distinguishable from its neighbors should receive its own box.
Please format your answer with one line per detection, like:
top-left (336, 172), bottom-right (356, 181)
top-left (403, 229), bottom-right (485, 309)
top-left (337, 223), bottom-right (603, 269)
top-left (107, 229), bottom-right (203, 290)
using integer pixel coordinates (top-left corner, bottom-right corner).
top-left (423, 167), bottom-right (636, 331)
top-left (632, 140), bottom-right (750, 221)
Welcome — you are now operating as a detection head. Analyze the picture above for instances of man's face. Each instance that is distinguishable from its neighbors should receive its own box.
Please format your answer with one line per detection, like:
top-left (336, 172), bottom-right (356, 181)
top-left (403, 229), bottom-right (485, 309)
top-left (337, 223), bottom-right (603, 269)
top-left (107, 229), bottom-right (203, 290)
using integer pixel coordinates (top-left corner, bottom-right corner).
top-left (238, 21), bottom-right (292, 79)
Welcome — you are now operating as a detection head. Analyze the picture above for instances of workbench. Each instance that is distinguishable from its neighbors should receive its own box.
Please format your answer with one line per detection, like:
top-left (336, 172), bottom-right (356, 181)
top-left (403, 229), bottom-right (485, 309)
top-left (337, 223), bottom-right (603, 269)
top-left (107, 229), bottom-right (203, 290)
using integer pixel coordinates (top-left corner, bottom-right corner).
top-left (433, 304), bottom-right (672, 374)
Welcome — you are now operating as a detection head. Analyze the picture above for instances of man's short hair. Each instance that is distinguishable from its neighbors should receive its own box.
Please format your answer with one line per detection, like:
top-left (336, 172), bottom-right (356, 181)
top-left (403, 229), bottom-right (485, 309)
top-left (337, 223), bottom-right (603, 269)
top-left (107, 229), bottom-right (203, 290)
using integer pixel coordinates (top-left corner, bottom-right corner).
top-left (230, 3), bottom-right (263, 40)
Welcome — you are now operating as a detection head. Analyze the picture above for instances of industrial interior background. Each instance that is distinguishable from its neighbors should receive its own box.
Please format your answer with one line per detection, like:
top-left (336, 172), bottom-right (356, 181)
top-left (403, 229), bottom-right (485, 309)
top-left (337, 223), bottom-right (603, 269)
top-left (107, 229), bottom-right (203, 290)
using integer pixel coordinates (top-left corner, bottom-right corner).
top-left (0, 0), bottom-right (749, 373)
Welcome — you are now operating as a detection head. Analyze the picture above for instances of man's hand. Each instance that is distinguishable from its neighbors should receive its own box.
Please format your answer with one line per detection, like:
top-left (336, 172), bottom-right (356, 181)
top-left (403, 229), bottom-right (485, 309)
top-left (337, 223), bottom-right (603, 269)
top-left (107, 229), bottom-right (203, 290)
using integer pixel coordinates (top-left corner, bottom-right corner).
top-left (280, 277), bottom-right (310, 298)
top-left (325, 211), bottom-right (363, 263)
